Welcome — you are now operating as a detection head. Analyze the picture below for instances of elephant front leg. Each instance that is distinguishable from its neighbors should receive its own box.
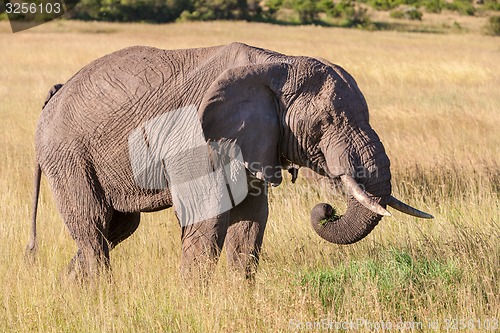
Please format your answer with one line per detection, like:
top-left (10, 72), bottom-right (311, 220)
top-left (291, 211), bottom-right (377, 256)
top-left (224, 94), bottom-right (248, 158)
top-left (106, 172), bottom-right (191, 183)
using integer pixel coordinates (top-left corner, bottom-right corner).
top-left (225, 177), bottom-right (268, 280)
top-left (180, 213), bottom-right (229, 280)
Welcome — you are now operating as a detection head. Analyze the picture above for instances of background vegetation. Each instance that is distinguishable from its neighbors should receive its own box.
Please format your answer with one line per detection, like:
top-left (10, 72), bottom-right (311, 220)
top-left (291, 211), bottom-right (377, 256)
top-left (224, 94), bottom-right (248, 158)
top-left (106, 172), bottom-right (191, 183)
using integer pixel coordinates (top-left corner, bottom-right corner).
top-left (67, 0), bottom-right (500, 26)
top-left (1, 0), bottom-right (500, 32)
top-left (0, 20), bottom-right (499, 331)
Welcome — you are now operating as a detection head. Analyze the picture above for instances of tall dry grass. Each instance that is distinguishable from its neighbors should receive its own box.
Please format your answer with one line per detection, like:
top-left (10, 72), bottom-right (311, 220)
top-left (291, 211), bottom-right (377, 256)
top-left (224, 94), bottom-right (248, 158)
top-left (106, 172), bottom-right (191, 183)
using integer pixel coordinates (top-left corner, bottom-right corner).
top-left (0, 21), bottom-right (498, 332)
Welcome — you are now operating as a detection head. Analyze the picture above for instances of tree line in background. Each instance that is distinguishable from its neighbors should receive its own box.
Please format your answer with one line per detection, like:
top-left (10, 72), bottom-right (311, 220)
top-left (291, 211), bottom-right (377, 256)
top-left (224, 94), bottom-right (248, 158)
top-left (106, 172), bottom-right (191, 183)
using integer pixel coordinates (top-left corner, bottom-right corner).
top-left (65, 0), bottom-right (500, 26)
top-left (1, 0), bottom-right (500, 33)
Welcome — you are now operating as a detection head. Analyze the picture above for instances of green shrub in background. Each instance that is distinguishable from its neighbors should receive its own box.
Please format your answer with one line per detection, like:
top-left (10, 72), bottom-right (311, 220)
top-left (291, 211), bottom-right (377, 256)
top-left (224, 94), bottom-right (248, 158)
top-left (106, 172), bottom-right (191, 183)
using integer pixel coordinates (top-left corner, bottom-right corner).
top-left (329, 0), bottom-right (356, 17)
top-left (71, 0), bottom-right (192, 22)
top-left (179, 0), bottom-right (251, 21)
top-left (290, 0), bottom-right (321, 23)
top-left (264, 0), bottom-right (334, 24)
top-left (390, 6), bottom-right (423, 19)
top-left (318, 0), bottom-right (336, 16)
top-left (365, 0), bottom-right (400, 10)
top-left (262, 0), bottom-right (283, 20)
top-left (390, 8), bottom-right (405, 17)
top-left (327, 0), bottom-right (372, 27)
top-left (444, 0), bottom-right (476, 15)
top-left (424, 0), bottom-right (442, 13)
top-left (483, 0), bottom-right (500, 10)
top-left (406, 6), bottom-right (422, 19)
top-left (359, 0), bottom-right (420, 10)
top-left (484, 15), bottom-right (500, 35)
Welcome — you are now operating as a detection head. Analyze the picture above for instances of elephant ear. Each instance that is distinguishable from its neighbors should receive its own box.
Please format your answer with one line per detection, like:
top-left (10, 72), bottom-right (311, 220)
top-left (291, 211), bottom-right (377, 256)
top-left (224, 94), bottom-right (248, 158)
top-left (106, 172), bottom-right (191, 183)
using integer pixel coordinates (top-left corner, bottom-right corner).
top-left (200, 63), bottom-right (289, 186)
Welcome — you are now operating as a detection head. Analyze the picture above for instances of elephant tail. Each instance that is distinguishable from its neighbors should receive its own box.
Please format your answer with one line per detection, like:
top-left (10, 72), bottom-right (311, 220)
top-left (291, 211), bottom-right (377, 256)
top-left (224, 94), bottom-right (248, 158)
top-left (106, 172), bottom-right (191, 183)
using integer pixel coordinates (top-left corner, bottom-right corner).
top-left (26, 83), bottom-right (62, 260)
top-left (26, 163), bottom-right (41, 260)
top-left (42, 83), bottom-right (63, 109)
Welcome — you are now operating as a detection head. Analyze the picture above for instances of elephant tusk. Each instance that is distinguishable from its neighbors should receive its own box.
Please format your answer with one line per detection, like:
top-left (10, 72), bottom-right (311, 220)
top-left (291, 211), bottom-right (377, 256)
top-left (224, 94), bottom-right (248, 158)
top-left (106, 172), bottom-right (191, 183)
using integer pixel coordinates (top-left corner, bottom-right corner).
top-left (341, 175), bottom-right (391, 217)
top-left (387, 196), bottom-right (434, 219)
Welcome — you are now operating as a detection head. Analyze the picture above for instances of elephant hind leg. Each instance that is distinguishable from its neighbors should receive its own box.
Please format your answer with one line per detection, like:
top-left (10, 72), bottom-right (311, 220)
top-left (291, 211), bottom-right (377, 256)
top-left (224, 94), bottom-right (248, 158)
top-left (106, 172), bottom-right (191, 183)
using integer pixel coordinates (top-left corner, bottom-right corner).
top-left (107, 211), bottom-right (141, 249)
top-left (64, 210), bottom-right (113, 279)
top-left (47, 163), bottom-right (113, 279)
top-left (65, 211), bottom-right (139, 279)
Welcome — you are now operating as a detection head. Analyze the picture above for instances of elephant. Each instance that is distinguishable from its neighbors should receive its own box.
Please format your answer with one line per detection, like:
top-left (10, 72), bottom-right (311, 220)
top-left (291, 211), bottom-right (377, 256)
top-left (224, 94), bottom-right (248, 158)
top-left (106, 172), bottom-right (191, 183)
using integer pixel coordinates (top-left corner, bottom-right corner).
top-left (27, 42), bottom-right (433, 279)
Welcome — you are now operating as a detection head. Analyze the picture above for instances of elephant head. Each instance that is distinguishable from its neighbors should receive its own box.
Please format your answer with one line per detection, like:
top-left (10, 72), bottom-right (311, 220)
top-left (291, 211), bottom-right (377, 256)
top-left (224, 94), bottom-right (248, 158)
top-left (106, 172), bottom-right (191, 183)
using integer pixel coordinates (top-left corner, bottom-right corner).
top-left (198, 47), bottom-right (432, 245)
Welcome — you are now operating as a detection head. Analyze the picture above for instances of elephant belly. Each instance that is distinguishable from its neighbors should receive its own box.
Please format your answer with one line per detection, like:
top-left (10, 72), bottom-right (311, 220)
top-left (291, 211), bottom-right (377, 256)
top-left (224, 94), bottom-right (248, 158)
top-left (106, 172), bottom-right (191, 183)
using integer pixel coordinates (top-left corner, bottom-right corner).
top-left (109, 189), bottom-right (173, 213)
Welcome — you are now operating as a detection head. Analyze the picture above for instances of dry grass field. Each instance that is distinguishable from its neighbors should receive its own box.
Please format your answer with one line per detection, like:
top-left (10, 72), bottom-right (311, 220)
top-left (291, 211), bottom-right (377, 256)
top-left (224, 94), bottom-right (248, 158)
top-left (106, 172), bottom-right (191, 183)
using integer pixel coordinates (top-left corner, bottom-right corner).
top-left (0, 20), bottom-right (499, 332)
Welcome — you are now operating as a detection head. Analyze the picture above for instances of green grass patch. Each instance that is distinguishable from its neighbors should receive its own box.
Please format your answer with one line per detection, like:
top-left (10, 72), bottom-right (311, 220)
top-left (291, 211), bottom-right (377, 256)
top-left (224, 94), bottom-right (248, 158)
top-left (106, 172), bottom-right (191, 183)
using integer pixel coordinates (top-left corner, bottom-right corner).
top-left (300, 248), bottom-right (462, 313)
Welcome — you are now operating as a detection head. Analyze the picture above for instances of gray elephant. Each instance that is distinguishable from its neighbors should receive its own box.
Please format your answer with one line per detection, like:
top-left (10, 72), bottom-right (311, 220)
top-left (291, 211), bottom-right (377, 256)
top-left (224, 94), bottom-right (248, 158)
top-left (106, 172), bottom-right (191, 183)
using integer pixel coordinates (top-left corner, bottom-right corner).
top-left (28, 43), bottom-right (432, 279)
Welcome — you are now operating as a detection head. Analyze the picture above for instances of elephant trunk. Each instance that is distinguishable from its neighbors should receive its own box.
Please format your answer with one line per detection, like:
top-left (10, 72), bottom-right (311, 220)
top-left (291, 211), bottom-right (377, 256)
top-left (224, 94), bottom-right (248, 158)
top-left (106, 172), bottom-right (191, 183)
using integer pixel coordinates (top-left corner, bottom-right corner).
top-left (311, 135), bottom-right (392, 244)
top-left (310, 195), bottom-right (385, 245)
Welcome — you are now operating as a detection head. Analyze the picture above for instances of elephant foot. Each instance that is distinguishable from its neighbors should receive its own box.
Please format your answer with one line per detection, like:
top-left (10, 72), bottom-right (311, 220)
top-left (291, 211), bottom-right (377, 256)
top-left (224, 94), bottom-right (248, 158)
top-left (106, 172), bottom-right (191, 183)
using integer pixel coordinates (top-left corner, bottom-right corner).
top-left (64, 250), bottom-right (111, 283)
top-left (226, 252), bottom-right (260, 282)
top-left (225, 219), bottom-right (265, 281)
top-left (179, 214), bottom-right (229, 283)
top-left (180, 246), bottom-right (220, 285)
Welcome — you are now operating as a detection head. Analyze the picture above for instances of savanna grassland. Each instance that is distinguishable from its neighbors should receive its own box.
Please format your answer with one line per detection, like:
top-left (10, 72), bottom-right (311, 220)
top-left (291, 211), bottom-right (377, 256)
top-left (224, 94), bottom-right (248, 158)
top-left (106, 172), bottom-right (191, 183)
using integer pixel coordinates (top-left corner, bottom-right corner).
top-left (0, 20), bottom-right (499, 332)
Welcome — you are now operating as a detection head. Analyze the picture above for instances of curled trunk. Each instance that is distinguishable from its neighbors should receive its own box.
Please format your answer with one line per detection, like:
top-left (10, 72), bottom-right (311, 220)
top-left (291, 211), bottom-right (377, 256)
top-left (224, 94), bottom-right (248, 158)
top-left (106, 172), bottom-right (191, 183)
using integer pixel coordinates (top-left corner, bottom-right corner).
top-left (311, 196), bottom-right (385, 244)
